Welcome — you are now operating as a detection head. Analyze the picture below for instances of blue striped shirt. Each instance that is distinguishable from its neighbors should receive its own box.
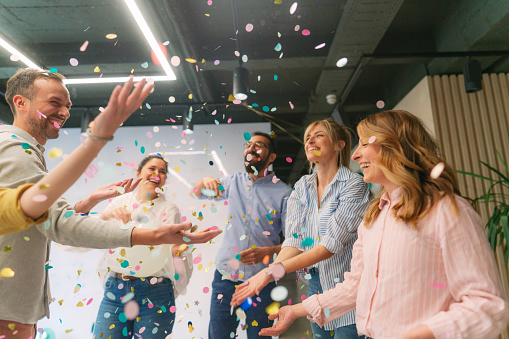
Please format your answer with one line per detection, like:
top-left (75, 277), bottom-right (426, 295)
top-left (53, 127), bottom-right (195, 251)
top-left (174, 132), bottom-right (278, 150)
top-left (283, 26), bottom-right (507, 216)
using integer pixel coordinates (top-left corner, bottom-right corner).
top-left (282, 166), bottom-right (370, 329)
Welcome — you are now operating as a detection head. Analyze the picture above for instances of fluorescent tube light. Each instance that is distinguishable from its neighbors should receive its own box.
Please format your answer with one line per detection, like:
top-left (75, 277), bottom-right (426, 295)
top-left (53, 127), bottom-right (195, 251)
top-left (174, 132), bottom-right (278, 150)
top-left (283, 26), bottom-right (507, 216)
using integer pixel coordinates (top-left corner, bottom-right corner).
top-left (0, 34), bottom-right (42, 70)
top-left (124, 0), bottom-right (176, 80)
top-left (64, 75), bottom-right (171, 85)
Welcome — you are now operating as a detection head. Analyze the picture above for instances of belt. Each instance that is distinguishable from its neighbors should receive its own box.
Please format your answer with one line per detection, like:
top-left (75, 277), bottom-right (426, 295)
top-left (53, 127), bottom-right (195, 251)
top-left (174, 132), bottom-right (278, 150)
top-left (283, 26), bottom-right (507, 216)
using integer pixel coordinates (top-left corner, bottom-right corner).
top-left (113, 272), bottom-right (140, 281)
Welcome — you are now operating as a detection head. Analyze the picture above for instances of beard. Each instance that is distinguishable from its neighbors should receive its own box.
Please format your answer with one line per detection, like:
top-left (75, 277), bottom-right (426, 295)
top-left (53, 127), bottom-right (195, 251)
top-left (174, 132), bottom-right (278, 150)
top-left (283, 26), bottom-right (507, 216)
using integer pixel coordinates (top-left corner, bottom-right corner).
top-left (245, 152), bottom-right (269, 174)
top-left (26, 113), bottom-right (62, 141)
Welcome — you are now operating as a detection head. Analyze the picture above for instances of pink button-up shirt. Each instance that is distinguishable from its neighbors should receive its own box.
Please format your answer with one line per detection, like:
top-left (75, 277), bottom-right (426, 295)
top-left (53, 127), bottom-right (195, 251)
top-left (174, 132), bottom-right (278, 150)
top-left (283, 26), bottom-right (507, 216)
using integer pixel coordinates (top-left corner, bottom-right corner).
top-left (303, 188), bottom-right (509, 339)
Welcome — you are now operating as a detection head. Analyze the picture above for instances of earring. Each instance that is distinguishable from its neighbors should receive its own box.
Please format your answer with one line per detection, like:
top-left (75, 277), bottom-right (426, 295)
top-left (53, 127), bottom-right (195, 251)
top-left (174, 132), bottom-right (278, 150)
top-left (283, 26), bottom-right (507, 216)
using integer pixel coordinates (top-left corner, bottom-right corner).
top-left (336, 148), bottom-right (339, 151)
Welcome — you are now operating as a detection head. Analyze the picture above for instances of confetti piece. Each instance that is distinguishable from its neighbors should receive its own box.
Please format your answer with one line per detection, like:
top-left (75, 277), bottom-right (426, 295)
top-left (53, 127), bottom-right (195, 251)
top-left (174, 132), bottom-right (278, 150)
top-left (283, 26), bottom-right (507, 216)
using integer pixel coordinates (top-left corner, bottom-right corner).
top-left (0, 267), bottom-right (15, 278)
top-left (315, 43), bottom-right (326, 49)
top-left (116, 187), bottom-right (125, 195)
top-left (170, 56), bottom-right (181, 67)
top-left (106, 33), bottom-right (117, 39)
top-left (48, 147), bottom-right (63, 159)
top-left (10, 54), bottom-right (20, 62)
top-left (274, 43), bottom-right (282, 52)
top-left (272, 263), bottom-right (285, 279)
top-left (240, 297), bottom-right (253, 311)
top-left (188, 93), bottom-right (193, 100)
top-left (270, 286), bottom-right (288, 301)
top-left (324, 308), bottom-right (330, 318)
top-left (49, 68), bottom-right (57, 73)
top-left (294, 24), bottom-right (300, 31)
top-left (286, 157), bottom-right (292, 163)
top-left (302, 29), bottom-right (310, 36)
top-left (265, 301), bottom-right (280, 315)
top-left (313, 150), bottom-right (322, 156)
top-left (430, 162), bottom-right (445, 179)
top-left (274, 74), bottom-right (278, 80)
top-left (368, 136), bottom-right (377, 144)
top-left (376, 100), bottom-right (385, 109)
top-left (302, 237), bottom-right (314, 247)
top-left (140, 146), bottom-right (145, 154)
top-left (93, 66), bottom-right (100, 72)
top-left (185, 58), bottom-right (197, 64)
top-left (69, 58), bottom-right (79, 66)
top-left (64, 211), bottom-right (73, 218)
top-left (122, 292), bottom-right (135, 304)
top-left (290, 2), bottom-right (298, 14)
top-left (203, 287), bottom-right (210, 293)
top-left (80, 40), bottom-right (89, 52)
top-left (262, 231), bottom-right (271, 236)
top-left (21, 142), bottom-right (31, 149)
top-left (336, 57), bottom-right (348, 67)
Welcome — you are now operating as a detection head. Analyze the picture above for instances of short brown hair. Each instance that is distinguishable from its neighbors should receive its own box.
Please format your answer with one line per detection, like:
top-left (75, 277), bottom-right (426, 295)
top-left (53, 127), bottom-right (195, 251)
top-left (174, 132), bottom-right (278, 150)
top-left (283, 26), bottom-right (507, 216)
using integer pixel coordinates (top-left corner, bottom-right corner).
top-left (5, 68), bottom-right (66, 116)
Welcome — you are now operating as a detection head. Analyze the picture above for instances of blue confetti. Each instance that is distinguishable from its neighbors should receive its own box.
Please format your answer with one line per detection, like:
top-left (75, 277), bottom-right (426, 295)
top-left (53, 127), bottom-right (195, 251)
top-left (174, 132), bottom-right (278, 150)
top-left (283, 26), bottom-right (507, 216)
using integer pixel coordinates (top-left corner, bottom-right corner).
top-left (240, 297), bottom-right (253, 311)
top-left (64, 211), bottom-right (73, 218)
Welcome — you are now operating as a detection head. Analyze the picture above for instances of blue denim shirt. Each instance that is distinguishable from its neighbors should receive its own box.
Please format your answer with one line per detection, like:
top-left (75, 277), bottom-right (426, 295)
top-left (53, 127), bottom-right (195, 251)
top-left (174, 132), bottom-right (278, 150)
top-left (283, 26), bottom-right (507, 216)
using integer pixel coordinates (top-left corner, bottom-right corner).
top-left (200, 172), bottom-right (291, 281)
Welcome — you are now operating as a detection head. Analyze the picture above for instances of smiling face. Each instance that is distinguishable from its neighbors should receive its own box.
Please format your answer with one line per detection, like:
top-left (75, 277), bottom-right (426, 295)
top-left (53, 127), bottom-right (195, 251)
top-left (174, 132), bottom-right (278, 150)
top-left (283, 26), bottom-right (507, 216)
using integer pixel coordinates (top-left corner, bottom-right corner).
top-left (351, 137), bottom-right (389, 186)
top-left (244, 135), bottom-right (275, 173)
top-left (136, 158), bottom-right (168, 197)
top-left (304, 124), bottom-right (341, 165)
top-left (22, 78), bottom-right (71, 145)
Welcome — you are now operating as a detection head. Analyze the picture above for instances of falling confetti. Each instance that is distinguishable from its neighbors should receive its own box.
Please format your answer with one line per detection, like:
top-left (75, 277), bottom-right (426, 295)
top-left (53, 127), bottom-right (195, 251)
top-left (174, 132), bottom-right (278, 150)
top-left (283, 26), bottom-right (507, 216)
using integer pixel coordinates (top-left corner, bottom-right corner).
top-left (246, 23), bottom-right (254, 32)
top-left (69, 58), bottom-right (79, 66)
top-left (376, 100), bottom-right (385, 109)
top-left (105, 33), bottom-right (117, 39)
top-left (368, 136), bottom-right (376, 144)
top-left (185, 58), bottom-right (197, 64)
top-left (80, 40), bottom-right (89, 52)
top-left (0, 267), bottom-right (15, 278)
top-left (274, 43), bottom-right (282, 52)
top-left (313, 150), bottom-right (322, 156)
top-left (302, 29), bottom-right (311, 36)
top-left (315, 43), bottom-right (326, 49)
top-left (336, 57), bottom-right (348, 67)
top-left (289, 2), bottom-right (298, 14)
top-left (170, 56), bottom-right (181, 67)
top-left (141, 62), bottom-right (148, 68)
top-left (270, 286), bottom-right (288, 301)
top-left (48, 147), bottom-right (63, 159)
top-left (286, 157), bottom-right (292, 163)
top-left (430, 162), bottom-right (445, 179)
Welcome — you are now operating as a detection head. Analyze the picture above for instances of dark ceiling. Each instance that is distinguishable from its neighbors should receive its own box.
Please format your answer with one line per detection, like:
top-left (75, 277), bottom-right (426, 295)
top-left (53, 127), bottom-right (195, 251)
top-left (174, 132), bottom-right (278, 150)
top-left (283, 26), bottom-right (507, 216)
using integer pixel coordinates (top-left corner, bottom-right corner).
top-left (1, 0), bottom-right (508, 185)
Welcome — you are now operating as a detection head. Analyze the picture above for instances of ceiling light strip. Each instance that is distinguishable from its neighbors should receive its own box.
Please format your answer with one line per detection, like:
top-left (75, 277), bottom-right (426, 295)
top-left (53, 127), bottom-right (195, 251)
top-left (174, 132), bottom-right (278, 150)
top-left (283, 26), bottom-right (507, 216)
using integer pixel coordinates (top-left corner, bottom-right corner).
top-left (124, 0), bottom-right (176, 80)
top-left (0, 35), bottom-right (42, 70)
top-left (64, 75), bottom-right (172, 85)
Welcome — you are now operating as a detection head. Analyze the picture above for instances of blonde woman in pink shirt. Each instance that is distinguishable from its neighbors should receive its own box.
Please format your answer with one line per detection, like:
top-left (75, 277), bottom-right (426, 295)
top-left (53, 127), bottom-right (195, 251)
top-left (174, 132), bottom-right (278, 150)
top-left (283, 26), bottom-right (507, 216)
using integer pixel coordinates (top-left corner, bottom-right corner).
top-left (259, 110), bottom-right (509, 339)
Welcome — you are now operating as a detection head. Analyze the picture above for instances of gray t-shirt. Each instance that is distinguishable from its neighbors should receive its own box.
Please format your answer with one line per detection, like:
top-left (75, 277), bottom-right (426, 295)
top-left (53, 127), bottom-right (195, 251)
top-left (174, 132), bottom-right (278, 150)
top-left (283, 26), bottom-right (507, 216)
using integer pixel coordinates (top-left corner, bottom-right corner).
top-left (0, 125), bottom-right (134, 324)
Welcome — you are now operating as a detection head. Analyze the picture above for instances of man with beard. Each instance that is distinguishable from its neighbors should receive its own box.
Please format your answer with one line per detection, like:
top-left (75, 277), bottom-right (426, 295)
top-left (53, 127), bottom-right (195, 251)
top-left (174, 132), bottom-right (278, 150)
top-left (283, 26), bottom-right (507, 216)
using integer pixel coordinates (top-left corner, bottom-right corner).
top-left (0, 69), bottom-right (221, 338)
top-left (191, 132), bottom-right (292, 339)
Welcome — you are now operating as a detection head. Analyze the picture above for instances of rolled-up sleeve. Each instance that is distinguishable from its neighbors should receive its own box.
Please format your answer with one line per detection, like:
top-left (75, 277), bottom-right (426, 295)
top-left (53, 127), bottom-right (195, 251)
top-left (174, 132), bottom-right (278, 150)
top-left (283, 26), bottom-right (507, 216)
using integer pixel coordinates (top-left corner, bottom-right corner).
top-left (320, 175), bottom-right (370, 254)
top-left (303, 222), bottom-right (365, 326)
top-left (423, 197), bottom-right (509, 339)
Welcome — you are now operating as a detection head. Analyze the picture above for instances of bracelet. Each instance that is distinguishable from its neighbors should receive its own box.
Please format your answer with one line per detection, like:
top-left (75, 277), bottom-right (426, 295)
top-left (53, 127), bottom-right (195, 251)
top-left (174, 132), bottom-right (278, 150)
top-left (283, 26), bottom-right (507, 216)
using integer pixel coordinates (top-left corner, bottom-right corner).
top-left (86, 128), bottom-right (114, 142)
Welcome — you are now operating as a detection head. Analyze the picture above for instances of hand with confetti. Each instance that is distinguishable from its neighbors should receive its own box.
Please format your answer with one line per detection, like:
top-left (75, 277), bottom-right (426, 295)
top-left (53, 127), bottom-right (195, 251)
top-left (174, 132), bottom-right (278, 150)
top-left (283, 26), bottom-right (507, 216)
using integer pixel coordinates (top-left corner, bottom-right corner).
top-left (258, 304), bottom-right (308, 337)
top-left (98, 206), bottom-right (132, 224)
top-left (191, 176), bottom-right (224, 197)
top-left (238, 246), bottom-right (273, 265)
top-left (230, 269), bottom-right (273, 306)
top-left (172, 244), bottom-right (189, 257)
top-left (131, 222), bottom-right (222, 246)
top-left (75, 178), bottom-right (141, 213)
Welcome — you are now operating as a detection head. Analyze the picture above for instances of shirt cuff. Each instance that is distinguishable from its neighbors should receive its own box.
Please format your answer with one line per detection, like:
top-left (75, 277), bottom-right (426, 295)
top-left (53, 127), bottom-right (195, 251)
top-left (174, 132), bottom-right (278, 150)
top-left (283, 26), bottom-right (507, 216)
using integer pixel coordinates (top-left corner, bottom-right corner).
top-left (319, 234), bottom-right (343, 254)
top-left (422, 313), bottom-right (458, 339)
top-left (303, 293), bottom-right (326, 327)
top-left (281, 236), bottom-right (303, 250)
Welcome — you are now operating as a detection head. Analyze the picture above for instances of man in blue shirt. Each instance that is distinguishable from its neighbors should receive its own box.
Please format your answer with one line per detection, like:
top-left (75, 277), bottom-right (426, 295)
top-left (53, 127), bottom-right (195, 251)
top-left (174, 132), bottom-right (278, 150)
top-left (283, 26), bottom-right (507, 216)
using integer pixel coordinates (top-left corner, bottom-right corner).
top-left (191, 132), bottom-right (292, 339)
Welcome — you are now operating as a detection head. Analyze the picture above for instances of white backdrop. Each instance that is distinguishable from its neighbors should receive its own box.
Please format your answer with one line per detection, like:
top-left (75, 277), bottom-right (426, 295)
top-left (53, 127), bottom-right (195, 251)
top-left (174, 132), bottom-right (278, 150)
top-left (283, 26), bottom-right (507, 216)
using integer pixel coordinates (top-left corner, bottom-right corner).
top-left (37, 121), bottom-right (270, 339)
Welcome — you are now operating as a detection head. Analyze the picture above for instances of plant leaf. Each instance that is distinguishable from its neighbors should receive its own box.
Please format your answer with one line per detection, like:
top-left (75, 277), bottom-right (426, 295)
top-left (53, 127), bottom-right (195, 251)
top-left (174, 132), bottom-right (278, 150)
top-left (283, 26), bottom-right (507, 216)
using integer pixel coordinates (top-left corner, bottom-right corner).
top-left (481, 161), bottom-right (509, 183)
top-left (501, 214), bottom-right (509, 266)
top-left (456, 170), bottom-right (496, 182)
top-left (496, 150), bottom-right (509, 177)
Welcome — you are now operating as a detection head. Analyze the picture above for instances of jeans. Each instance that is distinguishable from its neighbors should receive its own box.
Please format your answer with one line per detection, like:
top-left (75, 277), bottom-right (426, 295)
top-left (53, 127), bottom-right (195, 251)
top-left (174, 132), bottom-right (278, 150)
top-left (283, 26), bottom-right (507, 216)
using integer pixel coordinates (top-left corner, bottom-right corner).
top-left (209, 270), bottom-right (276, 339)
top-left (93, 275), bottom-right (175, 339)
top-left (307, 268), bottom-right (364, 339)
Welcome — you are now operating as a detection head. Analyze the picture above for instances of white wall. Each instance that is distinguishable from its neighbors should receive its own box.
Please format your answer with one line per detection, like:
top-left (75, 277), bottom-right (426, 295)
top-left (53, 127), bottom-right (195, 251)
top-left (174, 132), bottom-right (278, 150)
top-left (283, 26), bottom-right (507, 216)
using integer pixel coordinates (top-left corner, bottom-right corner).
top-left (392, 76), bottom-right (436, 137)
top-left (37, 122), bottom-right (269, 338)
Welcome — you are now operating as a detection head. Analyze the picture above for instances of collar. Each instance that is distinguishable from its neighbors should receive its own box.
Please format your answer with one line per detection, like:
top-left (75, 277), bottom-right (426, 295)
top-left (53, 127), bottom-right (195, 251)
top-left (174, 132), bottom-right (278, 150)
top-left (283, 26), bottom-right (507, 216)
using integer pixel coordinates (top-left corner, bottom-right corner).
top-left (304, 165), bottom-right (351, 185)
top-left (0, 125), bottom-right (45, 152)
top-left (378, 187), bottom-right (404, 209)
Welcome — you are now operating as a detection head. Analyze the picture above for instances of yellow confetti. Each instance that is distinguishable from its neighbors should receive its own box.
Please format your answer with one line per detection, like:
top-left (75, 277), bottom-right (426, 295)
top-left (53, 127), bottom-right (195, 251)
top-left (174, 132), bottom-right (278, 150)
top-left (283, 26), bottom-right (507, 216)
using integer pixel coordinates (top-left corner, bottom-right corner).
top-left (39, 183), bottom-right (50, 190)
top-left (94, 66), bottom-right (100, 72)
top-left (205, 13), bottom-right (210, 16)
top-left (188, 93), bottom-right (193, 100)
top-left (198, 264), bottom-right (203, 271)
top-left (143, 207), bottom-right (149, 212)
top-left (265, 301), bottom-right (280, 315)
top-left (252, 320), bottom-right (258, 326)
top-left (48, 147), bottom-right (63, 159)
top-left (185, 58), bottom-right (197, 63)
top-left (228, 94), bottom-right (235, 101)
top-left (174, 166), bottom-right (180, 172)
top-left (109, 324), bottom-right (116, 329)
top-left (0, 267), bottom-right (15, 278)
top-left (120, 249), bottom-right (126, 257)
top-left (105, 33), bottom-right (117, 39)
top-left (202, 59), bottom-right (206, 63)
top-left (65, 329), bottom-right (73, 333)
top-left (76, 301), bottom-right (83, 307)
top-left (58, 299), bottom-right (64, 305)
top-left (78, 270), bottom-right (82, 276)
top-left (8, 323), bottom-right (15, 331)
top-left (313, 150), bottom-right (322, 156)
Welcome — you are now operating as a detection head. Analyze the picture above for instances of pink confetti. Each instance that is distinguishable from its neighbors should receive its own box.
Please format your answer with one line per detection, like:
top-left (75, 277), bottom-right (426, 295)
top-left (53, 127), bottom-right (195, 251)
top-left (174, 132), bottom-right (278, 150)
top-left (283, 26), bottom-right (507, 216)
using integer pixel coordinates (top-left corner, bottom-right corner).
top-left (210, 226), bottom-right (218, 230)
top-left (245, 23), bottom-right (254, 32)
top-left (315, 43), bottom-right (326, 49)
top-left (217, 294), bottom-right (223, 300)
top-left (368, 136), bottom-right (376, 144)
top-left (10, 54), bottom-right (20, 62)
top-left (376, 100), bottom-right (385, 109)
top-left (227, 118), bottom-right (232, 123)
top-left (135, 265), bottom-right (141, 271)
top-left (182, 216), bottom-right (187, 222)
top-left (294, 25), bottom-right (300, 32)
top-left (87, 298), bottom-right (94, 305)
top-left (262, 231), bottom-right (271, 236)
top-left (37, 110), bottom-right (47, 119)
top-left (302, 29), bottom-right (310, 36)
top-left (233, 99), bottom-right (241, 105)
top-left (203, 287), bottom-right (210, 293)
top-left (289, 2), bottom-right (298, 14)
top-left (286, 157), bottom-right (292, 163)
top-left (69, 58), bottom-right (79, 66)
top-left (80, 41), bottom-right (89, 52)
top-left (124, 300), bottom-right (140, 320)
top-left (32, 194), bottom-right (48, 202)
top-left (289, 101), bottom-right (294, 110)
top-left (181, 131), bottom-right (186, 138)
top-left (214, 60), bottom-right (220, 65)
top-left (301, 294), bottom-right (307, 301)
top-left (170, 56), bottom-right (181, 67)
top-left (53, 121), bottom-right (60, 129)
top-left (170, 305), bottom-right (177, 313)
top-left (193, 256), bottom-right (202, 264)
top-left (147, 132), bottom-right (153, 138)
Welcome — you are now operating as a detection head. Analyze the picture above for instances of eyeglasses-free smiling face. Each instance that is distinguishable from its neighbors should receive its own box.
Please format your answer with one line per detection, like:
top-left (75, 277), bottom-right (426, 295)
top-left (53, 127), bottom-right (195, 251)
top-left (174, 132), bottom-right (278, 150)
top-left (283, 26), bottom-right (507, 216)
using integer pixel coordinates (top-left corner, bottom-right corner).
top-left (136, 158), bottom-right (167, 194)
top-left (351, 138), bottom-right (388, 186)
top-left (304, 125), bottom-right (339, 165)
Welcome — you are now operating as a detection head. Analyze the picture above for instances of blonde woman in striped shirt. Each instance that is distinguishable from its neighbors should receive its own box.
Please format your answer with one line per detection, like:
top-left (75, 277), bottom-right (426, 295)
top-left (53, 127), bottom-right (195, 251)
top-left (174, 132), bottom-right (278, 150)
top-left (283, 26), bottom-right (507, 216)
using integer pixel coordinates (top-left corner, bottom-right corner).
top-left (232, 118), bottom-right (371, 339)
top-left (259, 110), bottom-right (509, 339)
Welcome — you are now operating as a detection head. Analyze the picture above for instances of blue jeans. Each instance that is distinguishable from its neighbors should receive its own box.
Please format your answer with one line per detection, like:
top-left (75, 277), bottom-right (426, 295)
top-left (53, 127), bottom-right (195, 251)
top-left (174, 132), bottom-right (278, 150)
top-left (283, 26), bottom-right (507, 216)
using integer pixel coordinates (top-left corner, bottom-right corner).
top-left (209, 270), bottom-right (276, 339)
top-left (93, 276), bottom-right (175, 339)
top-left (308, 268), bottom-right (364, 339)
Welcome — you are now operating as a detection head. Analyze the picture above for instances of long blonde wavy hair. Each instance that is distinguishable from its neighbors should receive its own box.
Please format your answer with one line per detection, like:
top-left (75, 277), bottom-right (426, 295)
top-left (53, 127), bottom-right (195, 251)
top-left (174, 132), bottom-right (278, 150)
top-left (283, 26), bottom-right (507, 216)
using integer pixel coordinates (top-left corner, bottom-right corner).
top-left (358, 110), bottom-right (461, 229)
top-left (304, 118), bottom-right (351, 173)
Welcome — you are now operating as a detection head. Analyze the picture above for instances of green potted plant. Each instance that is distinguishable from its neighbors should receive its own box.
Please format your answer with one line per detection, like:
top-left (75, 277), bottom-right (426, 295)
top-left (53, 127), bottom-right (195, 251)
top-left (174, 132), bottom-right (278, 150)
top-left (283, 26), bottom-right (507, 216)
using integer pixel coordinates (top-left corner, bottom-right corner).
top-left (457, 151), bottom-right (509, 265)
